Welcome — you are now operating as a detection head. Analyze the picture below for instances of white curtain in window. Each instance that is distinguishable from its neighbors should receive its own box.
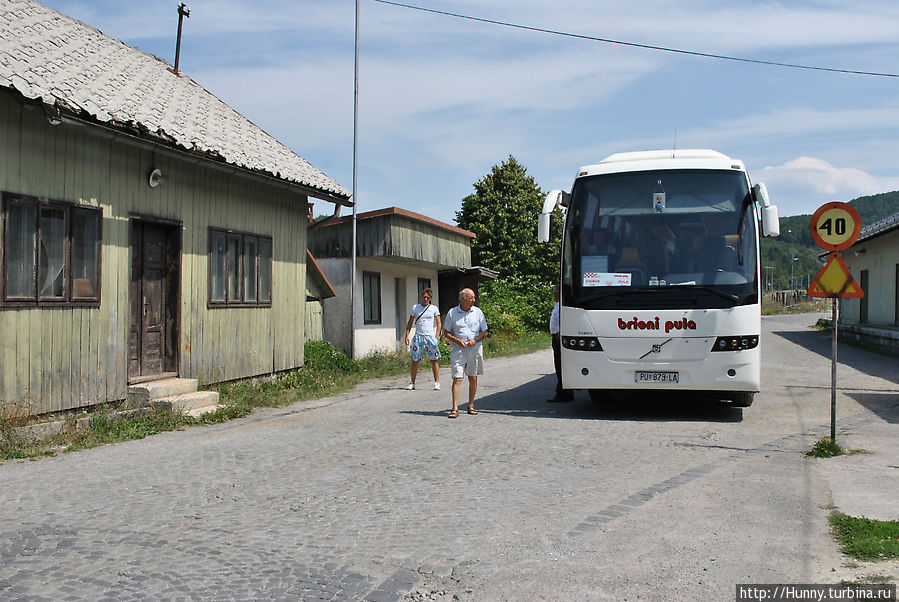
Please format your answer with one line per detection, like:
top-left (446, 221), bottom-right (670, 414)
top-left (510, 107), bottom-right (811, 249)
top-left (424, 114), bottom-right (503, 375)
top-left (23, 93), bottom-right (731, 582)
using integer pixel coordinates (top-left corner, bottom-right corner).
top-left (39, 208), bottom-right (66, 298)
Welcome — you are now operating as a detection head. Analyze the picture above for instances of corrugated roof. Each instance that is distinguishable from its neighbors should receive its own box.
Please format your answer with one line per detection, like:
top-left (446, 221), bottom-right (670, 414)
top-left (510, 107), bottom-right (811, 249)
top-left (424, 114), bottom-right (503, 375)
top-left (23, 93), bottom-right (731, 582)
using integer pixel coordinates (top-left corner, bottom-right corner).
top-left (0, 0), bottom-right (350, 202)
top-left (315, 206), bottom-right (476, 239)
top-left (856, 212), bottom-right (899, 244)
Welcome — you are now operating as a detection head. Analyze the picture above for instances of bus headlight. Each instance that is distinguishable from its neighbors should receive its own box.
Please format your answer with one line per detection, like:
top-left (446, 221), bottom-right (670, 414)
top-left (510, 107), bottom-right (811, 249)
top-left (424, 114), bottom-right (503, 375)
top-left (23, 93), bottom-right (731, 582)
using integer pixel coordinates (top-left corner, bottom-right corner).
top-left (711, 335), bottom-right (759, 351)
top-left (562, 336), bottom-right (603, 351)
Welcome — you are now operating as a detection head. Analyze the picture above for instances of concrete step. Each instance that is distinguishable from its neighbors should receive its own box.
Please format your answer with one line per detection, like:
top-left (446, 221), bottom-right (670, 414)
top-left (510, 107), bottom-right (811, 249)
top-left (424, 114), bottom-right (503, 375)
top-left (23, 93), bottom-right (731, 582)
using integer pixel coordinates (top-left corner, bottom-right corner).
top-left (127, 377), bottom-right (199, 407)
top-left (151, 390), bottom-right (220, 418)
top-left (184, 405), bottom-right (221, 419)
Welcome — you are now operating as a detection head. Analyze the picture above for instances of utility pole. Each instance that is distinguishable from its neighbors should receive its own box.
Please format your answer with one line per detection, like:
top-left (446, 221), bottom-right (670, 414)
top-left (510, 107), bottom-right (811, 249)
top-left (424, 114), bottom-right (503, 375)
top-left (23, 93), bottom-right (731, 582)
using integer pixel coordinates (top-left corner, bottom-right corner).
top-left (351, 0), bottom-right (360, 359)
top-left (173, 3), bottom-right (190, 75)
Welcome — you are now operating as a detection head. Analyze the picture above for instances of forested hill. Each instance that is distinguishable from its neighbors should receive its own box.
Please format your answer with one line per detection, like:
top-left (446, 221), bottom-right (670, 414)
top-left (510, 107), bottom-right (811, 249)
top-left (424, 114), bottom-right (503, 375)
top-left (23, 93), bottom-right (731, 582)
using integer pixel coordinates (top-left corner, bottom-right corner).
top-left (760, 190), bottom-right (899, 290)
top-left (848, 190), bottom-right (899, 225)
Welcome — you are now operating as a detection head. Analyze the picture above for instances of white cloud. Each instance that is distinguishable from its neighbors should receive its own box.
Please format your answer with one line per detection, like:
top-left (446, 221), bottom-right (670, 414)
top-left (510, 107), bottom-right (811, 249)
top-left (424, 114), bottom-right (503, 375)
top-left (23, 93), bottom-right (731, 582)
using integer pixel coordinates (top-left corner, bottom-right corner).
top-left (758, 157), bottom-right (899, 216)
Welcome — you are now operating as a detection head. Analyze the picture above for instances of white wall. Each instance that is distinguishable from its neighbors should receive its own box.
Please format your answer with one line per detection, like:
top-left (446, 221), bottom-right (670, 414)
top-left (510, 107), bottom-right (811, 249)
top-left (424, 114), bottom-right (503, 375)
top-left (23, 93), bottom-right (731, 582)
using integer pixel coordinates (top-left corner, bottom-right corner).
top-left (316, 257), bottom-right (442, 359)
top-left (841, 230), bottom-right (899, 326)
top-left (353, 258), bottom-right (441, 359)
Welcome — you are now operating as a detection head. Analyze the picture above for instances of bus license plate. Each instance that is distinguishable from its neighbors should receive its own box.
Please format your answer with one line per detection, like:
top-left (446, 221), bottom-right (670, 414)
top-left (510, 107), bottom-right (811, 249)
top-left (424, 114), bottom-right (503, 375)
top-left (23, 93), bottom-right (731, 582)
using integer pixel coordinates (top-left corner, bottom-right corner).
top-left (635, 371), bottom-right (679, 383)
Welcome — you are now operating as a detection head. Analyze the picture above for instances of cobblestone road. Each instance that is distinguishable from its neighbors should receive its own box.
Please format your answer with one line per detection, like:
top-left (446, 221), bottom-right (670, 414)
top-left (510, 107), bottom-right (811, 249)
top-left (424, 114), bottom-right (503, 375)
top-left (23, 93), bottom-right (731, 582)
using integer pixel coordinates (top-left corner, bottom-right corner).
top-left (1, 313), bottom-right (896, 600)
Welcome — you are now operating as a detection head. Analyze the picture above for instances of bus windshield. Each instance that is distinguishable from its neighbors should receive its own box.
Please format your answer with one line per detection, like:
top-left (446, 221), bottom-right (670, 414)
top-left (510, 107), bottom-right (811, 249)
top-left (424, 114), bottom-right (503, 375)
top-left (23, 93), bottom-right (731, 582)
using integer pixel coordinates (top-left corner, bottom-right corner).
top-left (562, 169), bottom-right (758, 310)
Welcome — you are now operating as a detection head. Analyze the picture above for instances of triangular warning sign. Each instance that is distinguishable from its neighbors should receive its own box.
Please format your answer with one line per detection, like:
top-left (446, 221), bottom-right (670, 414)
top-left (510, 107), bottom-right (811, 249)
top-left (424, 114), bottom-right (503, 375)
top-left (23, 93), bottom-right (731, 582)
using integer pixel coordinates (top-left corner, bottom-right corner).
top-left (808, 252), bottom-right (864, 298)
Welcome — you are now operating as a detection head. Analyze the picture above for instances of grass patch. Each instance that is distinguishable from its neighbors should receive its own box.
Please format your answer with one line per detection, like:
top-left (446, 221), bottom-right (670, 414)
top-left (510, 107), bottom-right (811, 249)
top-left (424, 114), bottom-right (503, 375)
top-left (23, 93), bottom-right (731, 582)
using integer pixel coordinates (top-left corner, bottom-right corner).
top-left (762, 299), bottom-right (828, 315)
top-left (2, 333), bottom-right (551, 461)
top-left (65, 408), bottom-right (189, 451)
top-left (203, 341), bottom-right (411, 423)
top-left (0, 416), bottom-right (34, 460)
top-left (830, 512), bottom-right (899, 561)
top-left (484, 329), bottom-right (551, 358)
top-left (1, 406), bottom-right (193, 460)
top-left (805, 437), bottom-right (846, 458)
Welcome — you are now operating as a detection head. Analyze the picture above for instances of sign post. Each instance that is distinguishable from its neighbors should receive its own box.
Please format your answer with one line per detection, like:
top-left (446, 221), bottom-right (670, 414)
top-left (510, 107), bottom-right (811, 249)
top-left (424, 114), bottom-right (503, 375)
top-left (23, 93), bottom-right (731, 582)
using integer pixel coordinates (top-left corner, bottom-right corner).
top-left (807, 202), bottom-right (863, 443)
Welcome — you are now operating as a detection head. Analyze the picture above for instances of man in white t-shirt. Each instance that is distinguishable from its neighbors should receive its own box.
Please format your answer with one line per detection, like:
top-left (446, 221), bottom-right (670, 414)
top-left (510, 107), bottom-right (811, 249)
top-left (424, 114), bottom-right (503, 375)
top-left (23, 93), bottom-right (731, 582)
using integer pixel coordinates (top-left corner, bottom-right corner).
top-left (441, 288), bottom-right (488, 418)
top-left (404, 288), bottom-right (442, 391)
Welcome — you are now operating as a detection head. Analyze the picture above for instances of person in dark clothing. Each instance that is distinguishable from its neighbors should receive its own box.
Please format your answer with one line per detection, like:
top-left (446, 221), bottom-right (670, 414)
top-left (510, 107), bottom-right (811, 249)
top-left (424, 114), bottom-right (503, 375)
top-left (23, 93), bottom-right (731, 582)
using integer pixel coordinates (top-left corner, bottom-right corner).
top-left (547, 285), bottom-right (573, 402)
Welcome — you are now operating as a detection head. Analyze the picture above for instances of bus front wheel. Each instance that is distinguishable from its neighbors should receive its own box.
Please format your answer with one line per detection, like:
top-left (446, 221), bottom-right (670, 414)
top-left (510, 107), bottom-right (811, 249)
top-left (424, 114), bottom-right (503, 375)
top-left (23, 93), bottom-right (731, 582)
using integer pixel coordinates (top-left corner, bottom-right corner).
top-left (731, 392), bottom-right (754, 408)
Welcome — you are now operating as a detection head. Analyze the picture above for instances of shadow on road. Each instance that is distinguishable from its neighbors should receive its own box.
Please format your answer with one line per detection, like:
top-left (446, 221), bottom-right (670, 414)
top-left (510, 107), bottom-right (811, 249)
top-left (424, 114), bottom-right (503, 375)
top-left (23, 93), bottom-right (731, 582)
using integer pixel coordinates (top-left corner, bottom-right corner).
top-left (844, 391), bottom-right (899, 425)
top-left (401, 374), bottom-right (745, 423)
top-left (772, 328), bottom-right (899, 424)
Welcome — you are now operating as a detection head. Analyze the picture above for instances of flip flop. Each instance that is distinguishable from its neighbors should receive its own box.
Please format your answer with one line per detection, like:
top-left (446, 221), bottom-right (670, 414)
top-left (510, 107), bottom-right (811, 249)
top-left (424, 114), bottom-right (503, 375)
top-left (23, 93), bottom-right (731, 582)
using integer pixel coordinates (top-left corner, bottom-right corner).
top-left (448, 409), bottom-right (458, 419)
top-left (467, 407), bottom-right (478, 415)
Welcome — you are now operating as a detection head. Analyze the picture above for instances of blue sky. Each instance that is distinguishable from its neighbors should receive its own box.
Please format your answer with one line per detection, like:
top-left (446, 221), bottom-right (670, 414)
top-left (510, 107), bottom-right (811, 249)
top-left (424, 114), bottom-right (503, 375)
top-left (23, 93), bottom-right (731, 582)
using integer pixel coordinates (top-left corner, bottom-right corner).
top-left (41, 0), bottom-right (899, 224)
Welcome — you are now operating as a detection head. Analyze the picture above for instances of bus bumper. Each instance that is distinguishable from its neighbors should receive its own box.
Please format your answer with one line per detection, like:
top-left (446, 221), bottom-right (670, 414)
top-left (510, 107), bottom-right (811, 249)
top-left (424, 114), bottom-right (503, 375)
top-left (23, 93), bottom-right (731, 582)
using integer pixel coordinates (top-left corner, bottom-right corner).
top-left (561, 345), bottom-right (760, 393)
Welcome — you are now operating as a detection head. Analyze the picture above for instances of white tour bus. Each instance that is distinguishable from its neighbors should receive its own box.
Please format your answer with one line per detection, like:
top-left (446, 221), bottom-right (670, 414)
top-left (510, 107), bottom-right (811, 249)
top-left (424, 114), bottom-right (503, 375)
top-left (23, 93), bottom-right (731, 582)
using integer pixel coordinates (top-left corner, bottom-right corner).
top-left (538, 149), bottom-right (780, 407)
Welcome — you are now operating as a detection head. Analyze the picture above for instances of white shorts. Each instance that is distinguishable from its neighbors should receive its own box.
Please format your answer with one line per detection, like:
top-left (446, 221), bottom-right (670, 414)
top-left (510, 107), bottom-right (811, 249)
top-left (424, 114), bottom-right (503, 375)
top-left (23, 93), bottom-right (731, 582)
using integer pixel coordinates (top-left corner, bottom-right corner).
top-left (450, 345), bottom-right (484, 378)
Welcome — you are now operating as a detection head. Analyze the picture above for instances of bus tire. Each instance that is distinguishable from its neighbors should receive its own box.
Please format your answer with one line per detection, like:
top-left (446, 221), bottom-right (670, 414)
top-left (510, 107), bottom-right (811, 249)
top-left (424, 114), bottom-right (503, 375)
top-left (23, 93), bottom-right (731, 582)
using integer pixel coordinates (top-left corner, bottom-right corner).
top-left (731, 392), bottom-right (754, 407)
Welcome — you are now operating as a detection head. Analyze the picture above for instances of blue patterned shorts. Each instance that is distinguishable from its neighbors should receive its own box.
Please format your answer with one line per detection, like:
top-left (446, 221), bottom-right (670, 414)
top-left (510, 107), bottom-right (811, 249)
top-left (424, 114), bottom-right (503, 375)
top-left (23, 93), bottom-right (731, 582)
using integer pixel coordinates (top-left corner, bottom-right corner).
top-left (410, 334), bottom-right (441, 362)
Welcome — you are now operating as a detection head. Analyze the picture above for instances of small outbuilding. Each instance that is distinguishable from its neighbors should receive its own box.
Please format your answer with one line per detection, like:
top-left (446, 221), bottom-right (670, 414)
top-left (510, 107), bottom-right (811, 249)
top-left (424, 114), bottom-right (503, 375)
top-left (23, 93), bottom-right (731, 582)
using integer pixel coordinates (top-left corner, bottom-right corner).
top-left (839, 212), bottom-right (899, 353)
top-left (308, 207), bottom-right (494, 359)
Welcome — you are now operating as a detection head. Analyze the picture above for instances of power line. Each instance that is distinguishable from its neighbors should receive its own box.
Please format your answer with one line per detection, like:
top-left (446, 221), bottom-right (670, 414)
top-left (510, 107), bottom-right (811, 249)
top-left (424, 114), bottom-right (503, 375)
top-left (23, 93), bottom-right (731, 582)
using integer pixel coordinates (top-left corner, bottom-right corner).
top-left (372, 0), bottom-right (899, 78)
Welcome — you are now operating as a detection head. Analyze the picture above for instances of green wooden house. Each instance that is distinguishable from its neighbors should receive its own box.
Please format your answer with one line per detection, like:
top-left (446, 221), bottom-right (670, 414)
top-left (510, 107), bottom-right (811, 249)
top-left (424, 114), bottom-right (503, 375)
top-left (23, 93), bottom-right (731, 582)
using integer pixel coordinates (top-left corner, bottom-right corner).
top-left (0, 1), bottom-right (351, 416)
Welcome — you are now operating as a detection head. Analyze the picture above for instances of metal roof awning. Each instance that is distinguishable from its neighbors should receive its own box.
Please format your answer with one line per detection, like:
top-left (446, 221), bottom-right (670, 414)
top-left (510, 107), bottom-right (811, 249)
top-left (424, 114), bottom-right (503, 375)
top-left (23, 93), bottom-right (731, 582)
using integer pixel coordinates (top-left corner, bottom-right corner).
top-left (438, 266), bottom-right (499, 283)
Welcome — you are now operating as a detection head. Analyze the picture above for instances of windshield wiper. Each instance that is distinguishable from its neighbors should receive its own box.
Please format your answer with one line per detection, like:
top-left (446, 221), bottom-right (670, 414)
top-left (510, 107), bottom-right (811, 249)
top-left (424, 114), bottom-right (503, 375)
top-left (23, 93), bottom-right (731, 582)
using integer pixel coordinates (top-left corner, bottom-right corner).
top-left (575, 288), bottom-right (665, 304)
top-left (689, 285), bottom-right (741, 302)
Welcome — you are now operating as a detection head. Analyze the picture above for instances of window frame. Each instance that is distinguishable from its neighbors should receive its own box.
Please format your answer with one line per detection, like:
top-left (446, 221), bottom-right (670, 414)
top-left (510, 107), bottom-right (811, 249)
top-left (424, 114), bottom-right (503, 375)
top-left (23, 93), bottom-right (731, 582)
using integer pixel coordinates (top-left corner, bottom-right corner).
top-left (207, 228), bottom-right (273, 308)
top-left (417, 277), bottom-right (431, 299)
top-left (2, 193), bottom-right (102, 307)
top-left (363, 270), bottom-right (381, 324)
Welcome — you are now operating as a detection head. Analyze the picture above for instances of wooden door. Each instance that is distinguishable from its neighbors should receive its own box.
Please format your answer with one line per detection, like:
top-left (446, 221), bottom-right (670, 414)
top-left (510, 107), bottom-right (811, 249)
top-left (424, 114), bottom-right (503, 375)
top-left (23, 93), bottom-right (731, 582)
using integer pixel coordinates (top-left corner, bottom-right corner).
top-left (130, 222), bottom-right (177, 379)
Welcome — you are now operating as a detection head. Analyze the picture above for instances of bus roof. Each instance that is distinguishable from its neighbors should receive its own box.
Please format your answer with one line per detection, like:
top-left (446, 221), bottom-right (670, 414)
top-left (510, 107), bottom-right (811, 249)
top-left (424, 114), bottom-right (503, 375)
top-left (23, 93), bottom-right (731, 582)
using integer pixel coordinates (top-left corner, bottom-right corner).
top-left (577, 149), bottom-right (746, 178)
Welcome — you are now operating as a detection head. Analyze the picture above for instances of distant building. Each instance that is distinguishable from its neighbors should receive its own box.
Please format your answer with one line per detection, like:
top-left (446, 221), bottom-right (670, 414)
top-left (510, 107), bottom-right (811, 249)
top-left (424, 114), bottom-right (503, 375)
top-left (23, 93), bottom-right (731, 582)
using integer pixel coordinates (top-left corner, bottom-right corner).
top-left (308, 207), bottom-right (496, 359)
top-left (839, 212), bottom-right (899, 354)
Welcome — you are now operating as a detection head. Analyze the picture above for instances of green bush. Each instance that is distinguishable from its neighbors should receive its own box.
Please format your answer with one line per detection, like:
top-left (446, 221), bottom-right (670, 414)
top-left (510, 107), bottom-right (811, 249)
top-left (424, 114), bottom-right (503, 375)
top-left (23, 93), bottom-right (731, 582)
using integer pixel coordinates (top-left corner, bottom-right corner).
top-left (479, 276), bottom-right (553, 333)
top-left (304, 339), bottom-right (360, 374)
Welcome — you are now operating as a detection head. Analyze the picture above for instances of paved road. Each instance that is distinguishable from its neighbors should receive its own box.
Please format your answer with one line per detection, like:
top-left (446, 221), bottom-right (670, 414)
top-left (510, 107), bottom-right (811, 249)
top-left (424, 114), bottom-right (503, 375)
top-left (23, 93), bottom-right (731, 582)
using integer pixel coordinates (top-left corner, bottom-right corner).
top-left (1, 313), bottom-right (897, 601)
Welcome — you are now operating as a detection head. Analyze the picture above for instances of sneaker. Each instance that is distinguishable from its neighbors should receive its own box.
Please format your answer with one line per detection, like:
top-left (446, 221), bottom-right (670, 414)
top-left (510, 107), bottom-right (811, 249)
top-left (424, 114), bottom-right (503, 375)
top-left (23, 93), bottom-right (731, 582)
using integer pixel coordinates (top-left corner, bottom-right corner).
top-left (433, 382), bottom-right (440, 390)
top-left (406, 382), bottom-right (415, 390)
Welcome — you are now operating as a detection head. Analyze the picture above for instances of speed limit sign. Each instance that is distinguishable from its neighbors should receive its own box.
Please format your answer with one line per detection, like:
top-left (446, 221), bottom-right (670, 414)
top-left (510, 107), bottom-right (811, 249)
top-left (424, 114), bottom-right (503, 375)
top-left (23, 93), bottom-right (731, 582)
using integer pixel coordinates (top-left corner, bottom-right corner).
top-left (810, 202), bottom-right (862, 251)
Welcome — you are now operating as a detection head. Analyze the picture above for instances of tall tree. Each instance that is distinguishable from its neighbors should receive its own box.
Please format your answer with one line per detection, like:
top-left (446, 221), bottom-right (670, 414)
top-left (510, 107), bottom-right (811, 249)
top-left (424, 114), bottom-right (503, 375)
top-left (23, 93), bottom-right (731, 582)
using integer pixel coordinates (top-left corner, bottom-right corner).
top-left (455, 156), bottom-right (562, 281)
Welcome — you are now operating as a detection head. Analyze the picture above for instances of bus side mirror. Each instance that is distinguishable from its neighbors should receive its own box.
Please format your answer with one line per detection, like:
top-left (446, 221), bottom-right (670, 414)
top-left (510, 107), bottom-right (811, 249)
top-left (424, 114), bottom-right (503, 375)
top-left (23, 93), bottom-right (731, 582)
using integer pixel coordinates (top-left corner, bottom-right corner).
top-left (753, 182), bottom-right (780, 238)
top-left (538, 189), bottom-right (569, 243)
top-left (760, 205), bottom-right (780, 238)
top-left (538, 212), bottom-right (551, 243)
